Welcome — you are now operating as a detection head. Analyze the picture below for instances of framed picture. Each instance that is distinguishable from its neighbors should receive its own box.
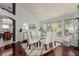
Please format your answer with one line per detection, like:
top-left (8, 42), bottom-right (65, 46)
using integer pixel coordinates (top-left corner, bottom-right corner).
top-left (0, 3), bottom-right (16, 15)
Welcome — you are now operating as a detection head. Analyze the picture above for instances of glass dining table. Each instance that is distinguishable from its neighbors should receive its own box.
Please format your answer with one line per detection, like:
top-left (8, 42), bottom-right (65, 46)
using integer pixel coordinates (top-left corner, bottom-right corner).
top-left (21, 38), bottom-right (54, 56)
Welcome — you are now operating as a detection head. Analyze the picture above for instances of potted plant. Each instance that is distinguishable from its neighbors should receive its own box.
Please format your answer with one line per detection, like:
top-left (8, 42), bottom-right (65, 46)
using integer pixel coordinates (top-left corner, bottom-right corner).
top-left (77, 28), bottom-right (79, 48)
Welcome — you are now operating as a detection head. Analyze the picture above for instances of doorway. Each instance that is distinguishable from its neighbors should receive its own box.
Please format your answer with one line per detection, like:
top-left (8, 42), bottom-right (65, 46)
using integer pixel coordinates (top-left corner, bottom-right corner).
top-left (0, 15), bottom-right (15, 56)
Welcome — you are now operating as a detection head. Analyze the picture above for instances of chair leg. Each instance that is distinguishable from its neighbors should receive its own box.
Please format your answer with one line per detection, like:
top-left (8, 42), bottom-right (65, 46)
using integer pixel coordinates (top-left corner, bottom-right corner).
top-left (61, 43), bottom-right (63, 46)
top-left (33, 43), bottom-right (35, 46)
top-left (36, 42), bottom-right (38, 47)
top-left (44, 44), bottom-right (47, 50)
top-left (29, 44), bottom-right (31, 49)
top-left (49, 43), bottom-right (51, 48)
top-left (50, 42), bottom-right (53, 48)
top-left (39, 41), bottom-right (41, 47)
top-left (54, 41), bottom-right (56, 46)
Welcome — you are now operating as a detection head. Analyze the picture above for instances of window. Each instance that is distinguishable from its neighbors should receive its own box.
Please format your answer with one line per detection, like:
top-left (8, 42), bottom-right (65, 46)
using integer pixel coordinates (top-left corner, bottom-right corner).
top-left (64, 19), bottom-right (74, 36)
top-left (2, 24), bottom-right (10, 29)
top-left (53, 20), bottom-right (62, 37)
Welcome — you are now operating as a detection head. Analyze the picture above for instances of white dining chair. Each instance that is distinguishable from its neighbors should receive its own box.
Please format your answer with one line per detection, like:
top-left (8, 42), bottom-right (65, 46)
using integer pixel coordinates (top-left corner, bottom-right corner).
top-left (44, 30), bottom-right (53, 50)
top-left (27, 29), bottom-right (40, 49)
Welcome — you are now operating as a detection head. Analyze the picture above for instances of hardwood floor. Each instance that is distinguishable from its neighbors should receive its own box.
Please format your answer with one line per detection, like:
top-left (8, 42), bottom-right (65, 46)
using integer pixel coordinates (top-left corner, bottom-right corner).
top-left (13, 42), bottom-right (27, 56)
top-left (2, 48), bottom-right (13, 56)
top-left (43, 45), bottom-right (79, 56)
top-left (1, 41), bottom-right (79, 56)
top-left (13, 42), bottom-right (79, 56)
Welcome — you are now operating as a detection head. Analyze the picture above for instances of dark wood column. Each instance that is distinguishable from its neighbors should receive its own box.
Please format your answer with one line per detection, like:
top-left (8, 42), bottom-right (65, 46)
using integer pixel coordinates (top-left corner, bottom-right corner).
top-left (12, 3), bottom-right (16, 15)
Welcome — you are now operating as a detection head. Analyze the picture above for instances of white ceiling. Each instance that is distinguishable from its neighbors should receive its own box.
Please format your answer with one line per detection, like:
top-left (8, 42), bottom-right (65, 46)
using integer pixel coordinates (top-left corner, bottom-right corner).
top-left (0, 3), bottom-right (13, 12)
top-left (20, 3), bottom-right (78, 21)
